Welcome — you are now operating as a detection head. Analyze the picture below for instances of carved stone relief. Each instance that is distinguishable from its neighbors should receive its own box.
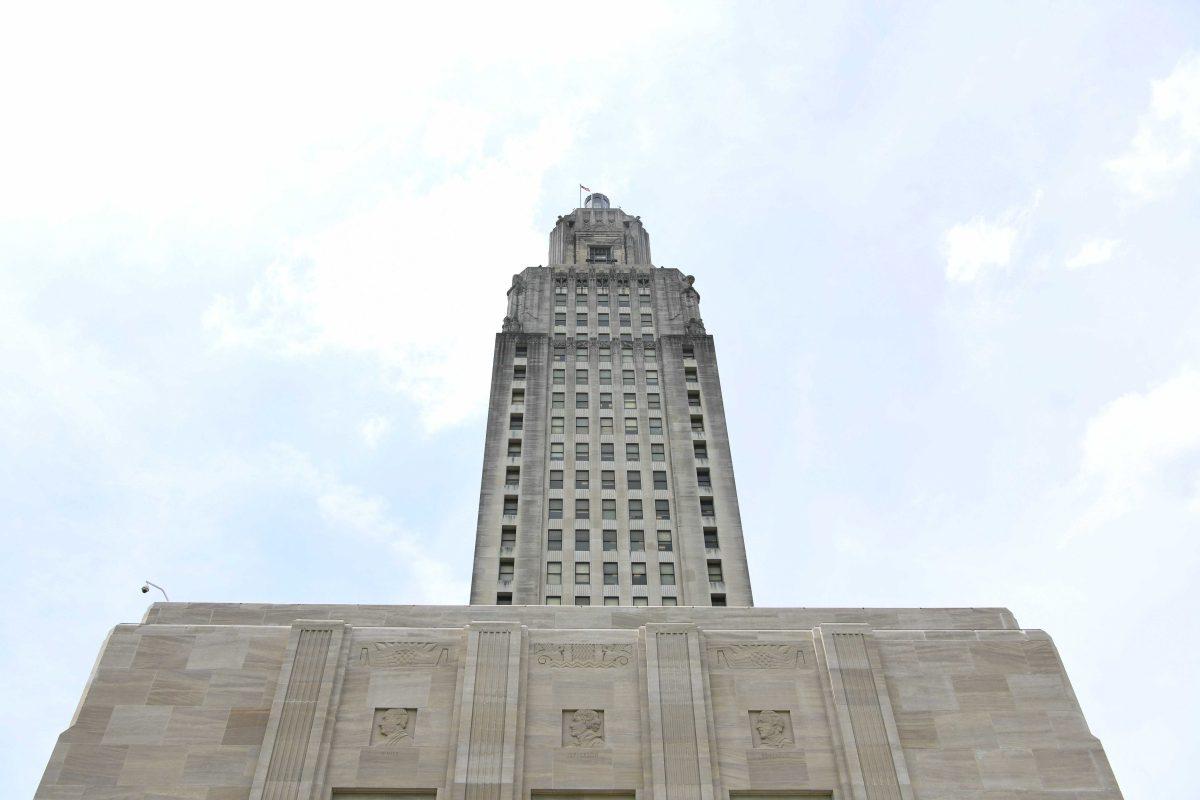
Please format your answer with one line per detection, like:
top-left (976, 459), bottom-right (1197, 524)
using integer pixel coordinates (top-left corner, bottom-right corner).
top-left (562, 709), bottom-right (605, 748)
top-left (750, 710), bottom-right (794, 749)
top-left (358, 642), bottom-right (454, 668)
top-left (371, 707), bottom-right (416, 746)
top-left (708, 643), bottom-right (805, 669)
top-left (531, 642), bottom-right (632, 668)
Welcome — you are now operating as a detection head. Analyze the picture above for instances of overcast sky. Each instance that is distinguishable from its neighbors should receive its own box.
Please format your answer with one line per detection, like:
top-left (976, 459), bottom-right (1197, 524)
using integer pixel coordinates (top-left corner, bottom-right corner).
top-left (3, 2), bottom-right (1198, 797)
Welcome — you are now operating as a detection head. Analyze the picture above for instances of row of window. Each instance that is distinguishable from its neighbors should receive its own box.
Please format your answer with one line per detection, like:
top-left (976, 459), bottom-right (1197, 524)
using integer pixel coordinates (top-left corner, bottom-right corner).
top-left (554, 312), bottom-right (654, 328)
top-left (546, 497), bottom-right (674, 520)
top-left (504, 467), bottom-right (711, 493)
top-left (545, 596), bottom-right (677, 606)
top-left (552, 368), bottom-right (658, 385)
top-left (539, 559), bottom-right (726, 585)
top-left (501, 526), bottom-right (719, 552)
top-left (548, 416), bottom-right (662, 435)
top-left (551, 391), bottom-right (657, 410)
top-left (506, 438), bottom-right (710, 461)
top-left (547, 344), bottom-right (656, 363)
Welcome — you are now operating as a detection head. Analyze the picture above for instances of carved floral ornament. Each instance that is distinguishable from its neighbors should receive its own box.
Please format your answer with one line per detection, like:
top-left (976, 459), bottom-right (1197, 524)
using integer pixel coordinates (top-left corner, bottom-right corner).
top-left (531, 642), bottom-right (633, 668)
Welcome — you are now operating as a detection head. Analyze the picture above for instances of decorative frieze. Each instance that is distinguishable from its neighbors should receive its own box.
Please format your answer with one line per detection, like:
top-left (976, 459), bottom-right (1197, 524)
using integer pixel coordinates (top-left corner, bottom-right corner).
top-left (357, 641), bottom-right (454, 669)
top-left (708, 643), bottom-right (805, 670)
top-left (531, 642), bottom-right (632, 668)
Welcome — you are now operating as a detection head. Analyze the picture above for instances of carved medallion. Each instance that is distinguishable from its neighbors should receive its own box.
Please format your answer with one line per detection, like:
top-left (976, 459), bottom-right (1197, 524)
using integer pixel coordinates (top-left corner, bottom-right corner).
top-left (358, 642), bottom-right (453, 668)
top-left (371, 707), bottom-right (416, 746)
top-left (531, 642), bottom-right (632, 668)
top-left (563, 709), bottom-right (605, 748)
top-left (708, 643), bottom-right (804, 669)
top-left (750, 710), bottom-right (793, 749)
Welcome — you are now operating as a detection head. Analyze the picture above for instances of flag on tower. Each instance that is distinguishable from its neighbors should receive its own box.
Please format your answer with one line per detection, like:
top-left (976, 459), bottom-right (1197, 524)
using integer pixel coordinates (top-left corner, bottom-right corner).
top-left (579, 184), bottom-right (590, 192)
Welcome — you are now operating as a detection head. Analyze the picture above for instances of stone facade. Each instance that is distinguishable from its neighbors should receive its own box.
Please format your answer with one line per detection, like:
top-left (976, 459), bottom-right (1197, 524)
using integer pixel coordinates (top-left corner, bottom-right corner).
top-left (474, 203), bottom-right (752, 607)
top-left (36, 603), bottom-right (1121, 799)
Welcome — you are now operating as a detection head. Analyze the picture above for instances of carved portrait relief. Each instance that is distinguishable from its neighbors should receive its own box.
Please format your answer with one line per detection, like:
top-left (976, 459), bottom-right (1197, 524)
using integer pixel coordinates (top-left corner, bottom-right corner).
top-left (371, 707), bottom-right (416, 746)
top-left (750, 710), bottom-right (793, 749)
top-left (562, 709), bottom-right (605, 748)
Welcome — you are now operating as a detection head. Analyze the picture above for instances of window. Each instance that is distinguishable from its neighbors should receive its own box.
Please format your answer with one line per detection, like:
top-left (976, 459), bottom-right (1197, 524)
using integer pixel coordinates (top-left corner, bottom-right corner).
top-left (685, 367), bottom-right (698, 383)
top-left (657, 530), bottom-right (673, 552)
top-left (551, 417), bottom-right (564, 434)
top-left (575, 529), bottom-right (590, 551)
top-left (641, 313), bottom-right (653, 328)
top-left (497, 592), bottom-right (512, 604)
top-left (645, 369), bottom-right (658, 386)
top-left (511, 388), bottom-right (524, 404)
top-left (624, 417), bottom-right (638, 434)
top-left (601, 443), bottom-right (614, 461)
top-left (645, 346), bottom-right (656, 360)
top-left (682, 343), bottom-right (694, 359)
top-left (576, 416), bottom-right (589, 433)
top-left (648, 393), bottom-right (661, 410)
top-left (687, 391), bottom-right (701, 408)
top-left (632, 562), bottom-right (647, 585)
top-left (598, 313), bottom-right (610, 328)
top-left (548, 499), bottom-right (563, 519)
top-left (603, 530), bottom-right (617, 551)
top-left (626, 442), bottom-right (640, 461)
top-left (548, 530), bottom-right (562, 551)
top-left (627, 470), bottom-right (642, 489)
top-left (555, 312), bottom-right (566, 327)
top-left (602, 499), bottom-right (617, 520)
top-left (553, 350), bottom-right (567, 362)
top-left (622, 369), bottom-right (635, 386)
top-left (547, 562), bottom-right (561, 584)
top-left (604, 596), bottom-right (619, 606)
top-left (600, 417), bottom-right (614, 434)
top-left (508, 439), bottom-right (522, 457)
top-left (600, 392), bottom-right (613, 409)
top-left (662, 596), bottom-right (678, 606)
top-left (700, 498), bottom-right (715, 518)
top-left (588, 245), bottom-right (612, 262)
top-left (599, 345), bottom-right (611, 361)
top-left (515, 343), bottom-right (527, 358)
top-left (693, 441), bottom-right (708, 459)
top-left (624, 393), bottom-right (637, 410)
top-left (633, 596), bottom-right (649, 607)
top-left (498, 559), bottom-right (514, 582)
top-left (704, 528), bottom-right (719, 549)
top-left (652, 443), bottom-right (665, 462)
top-left (630, 530), bottom-right (645, 550)
top-left (628, 499), bottom-right (643, 519)
top-left (576, 392), bottom-right (588, 409)
top-left (513, 365), bottom-right (526, 380)
top-left (551, 442), bottom-right (564, 460)
top-left (501, 527), bottom-right (516, 549)
top-left (505, 467), bottom-right (520, 486)
top-left (575, 470), bottom-right (589, 489)
top-left (575, 442), bottom-right (589, 461)
top-left (575, 562), bottom-right (590, 584)
top-left (603, 562), bottom-right (618, 585)
top-left (576, 346), bottom-right (588, 362)
top-left (653, 470), bottom-right (668, 490)
top-left (576, 369), bottom-right (588, 384)
top-left (576, 313), bottom-right (587, 328)
top-left (660, 563), bottom-right (676, 585)
top-left (575, 595), bottom-right (591, 606)
top-left (545, 470), bottom-right (561, 489)
top-left (553, 368), bottom-right (565, 385)
top-left (697, 468), bottom-right (711, 488)
top-left (503, 495), bottom-right (518, 515)
top-left (553, 392), bottom-right (565, 409)
top-left (708, 560), bottom-right (724, 583)
top-left (621, 347), bottom-right (635, 364)
top-left (655, 499), bottom-right (671, 520)
top-left (575, 499), bottom-right (590, 519)
top-left (555, 289), bottom-right (566, 306)
top-left (619, 313), bottom-right (632, 328)
top-left (711, 594), bottom-right (727, 607)
top-left (546, 595), bottom-right (561, 605)
top-left (599, 369), bottom-right (612, 384)
top-left (649, 417), bottom-right (662, 435)
top-left (691, 415), bottom-right (704, 433)
top-left (601, 470), bottom-right (616, 490)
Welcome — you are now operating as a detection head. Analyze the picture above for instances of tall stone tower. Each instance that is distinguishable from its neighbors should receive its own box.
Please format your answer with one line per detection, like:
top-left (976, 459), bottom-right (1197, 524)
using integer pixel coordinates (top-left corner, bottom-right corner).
top-left (471, 194), bottom-right (753, 607)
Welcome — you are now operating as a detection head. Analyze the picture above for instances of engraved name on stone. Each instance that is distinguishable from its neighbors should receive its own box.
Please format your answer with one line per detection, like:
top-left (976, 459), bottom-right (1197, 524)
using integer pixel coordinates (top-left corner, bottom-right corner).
top-left (532, 642), bottom-right (632, 668)
top-left (708, 643), bottom-right (805, 669)
top-left (358, 642), bottom-right (453, 668)
top-left (563, 709), bottom-right (605, 748)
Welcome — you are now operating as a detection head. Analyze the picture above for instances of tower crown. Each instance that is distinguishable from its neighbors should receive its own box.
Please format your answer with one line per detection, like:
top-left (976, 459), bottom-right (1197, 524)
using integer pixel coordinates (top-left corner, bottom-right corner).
top-left (548, 202), bottom-right (652, 266)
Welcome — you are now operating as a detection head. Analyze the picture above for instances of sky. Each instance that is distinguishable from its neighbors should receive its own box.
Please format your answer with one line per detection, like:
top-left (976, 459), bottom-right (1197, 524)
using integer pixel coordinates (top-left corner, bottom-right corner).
top-left (1, 1), bottom-right (1198, 796)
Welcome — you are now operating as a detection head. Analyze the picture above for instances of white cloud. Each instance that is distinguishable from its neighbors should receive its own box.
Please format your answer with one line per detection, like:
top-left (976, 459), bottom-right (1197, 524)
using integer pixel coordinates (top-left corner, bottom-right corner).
top-left (360, 416), bottom-right (392, 449)
top-left (1108, 53), bottom-right (1200, 201)
top-left (1065, 238), bottom-right (1120, 270)
top-left (205, 115), bottom-right (579, 432)
top-left (941, 191), bottom-right (1041, 283)
top-left (1067, 368), bottom-right (1200, 540)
